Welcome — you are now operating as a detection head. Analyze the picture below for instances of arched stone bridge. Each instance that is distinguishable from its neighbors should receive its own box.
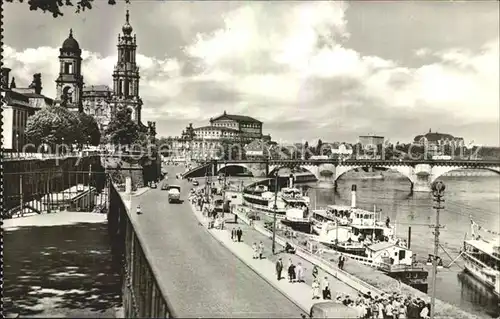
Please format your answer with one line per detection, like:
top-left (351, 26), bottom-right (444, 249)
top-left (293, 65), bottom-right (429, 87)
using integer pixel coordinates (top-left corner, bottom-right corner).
top-left (182, 159), bottom-right (500, 192)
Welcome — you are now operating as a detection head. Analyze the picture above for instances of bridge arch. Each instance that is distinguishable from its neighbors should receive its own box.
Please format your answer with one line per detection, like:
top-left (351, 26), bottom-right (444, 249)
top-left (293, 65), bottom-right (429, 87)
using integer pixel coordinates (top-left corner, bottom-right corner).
top-left (216, 163), bottom-right (254, 176)
top-left (334, 165), bottom-right (416, 184)
top-left (430, 166), bottom-right (500, 183)
top-left (268, 164), bottom-right (320, 180)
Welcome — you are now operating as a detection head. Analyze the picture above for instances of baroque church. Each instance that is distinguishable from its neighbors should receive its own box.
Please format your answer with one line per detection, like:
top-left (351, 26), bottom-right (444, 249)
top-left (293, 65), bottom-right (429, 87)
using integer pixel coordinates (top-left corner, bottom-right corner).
top-left (55, 10), bottom-right (152, 134)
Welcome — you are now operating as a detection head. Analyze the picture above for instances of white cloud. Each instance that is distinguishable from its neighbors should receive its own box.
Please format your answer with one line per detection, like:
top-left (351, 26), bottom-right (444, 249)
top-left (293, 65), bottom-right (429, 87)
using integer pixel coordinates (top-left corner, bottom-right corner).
top-left (414, 48), bottom-right (430, 57)
top-left (2, 3), bottom-right (498, 145)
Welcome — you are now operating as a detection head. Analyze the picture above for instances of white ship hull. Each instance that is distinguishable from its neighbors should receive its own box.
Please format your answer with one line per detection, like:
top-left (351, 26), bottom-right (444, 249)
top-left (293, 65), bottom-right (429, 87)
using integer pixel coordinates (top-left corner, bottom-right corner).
top-left (463, 254), bottom-right (500, 297)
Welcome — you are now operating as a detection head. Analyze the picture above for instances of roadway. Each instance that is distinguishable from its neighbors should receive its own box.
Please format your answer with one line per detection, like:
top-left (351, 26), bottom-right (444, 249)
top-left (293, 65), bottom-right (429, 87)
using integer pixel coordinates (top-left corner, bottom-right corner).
top-left (129, 165), bottom-right (304, 318)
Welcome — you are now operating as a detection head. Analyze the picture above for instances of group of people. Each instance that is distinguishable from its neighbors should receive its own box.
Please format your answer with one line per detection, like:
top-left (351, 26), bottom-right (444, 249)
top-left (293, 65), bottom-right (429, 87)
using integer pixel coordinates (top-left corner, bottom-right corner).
top-left (252, 242), bottom-right (265, 259)
top-left (275, 257), bottom-right (305, 282)
top-left (231, 227), bottom-right (243, 242)
top-left (334, 291), bottom-right (432, 319)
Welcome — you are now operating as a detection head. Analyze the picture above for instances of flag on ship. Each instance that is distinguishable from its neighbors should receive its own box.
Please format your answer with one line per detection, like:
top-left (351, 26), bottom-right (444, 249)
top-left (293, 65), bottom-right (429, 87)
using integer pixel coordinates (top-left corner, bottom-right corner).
top-left (470, 217), bottom-right (500, 236)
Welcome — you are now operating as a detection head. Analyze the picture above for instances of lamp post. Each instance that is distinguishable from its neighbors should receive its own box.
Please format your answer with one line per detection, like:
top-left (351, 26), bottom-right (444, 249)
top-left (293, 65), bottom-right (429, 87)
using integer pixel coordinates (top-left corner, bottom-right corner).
top-left (430, 181), bottom-right (445, 319)
top-left (16, 133), bottom-right (19, 157)
top-left (272, 170), bottom-right (279, 255)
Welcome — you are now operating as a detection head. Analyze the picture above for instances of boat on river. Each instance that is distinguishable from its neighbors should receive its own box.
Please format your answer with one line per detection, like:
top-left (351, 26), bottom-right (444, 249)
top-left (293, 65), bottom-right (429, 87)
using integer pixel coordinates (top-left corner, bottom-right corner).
top-left (310, 185), bottom-right (428, 292)
top-left (462, 220), bottom-right (500, 298)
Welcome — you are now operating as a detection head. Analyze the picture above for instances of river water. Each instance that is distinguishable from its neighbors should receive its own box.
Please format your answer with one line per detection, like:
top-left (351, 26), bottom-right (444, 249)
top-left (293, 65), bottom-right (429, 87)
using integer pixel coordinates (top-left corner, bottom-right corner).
top-left (300, 173), bottom-right (499, 318)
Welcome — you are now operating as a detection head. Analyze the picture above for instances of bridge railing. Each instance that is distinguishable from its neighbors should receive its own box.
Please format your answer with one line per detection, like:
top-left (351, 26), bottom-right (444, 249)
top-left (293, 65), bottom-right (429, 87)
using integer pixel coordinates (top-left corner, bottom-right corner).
top-left (108, 182), bottom-right (178, 318)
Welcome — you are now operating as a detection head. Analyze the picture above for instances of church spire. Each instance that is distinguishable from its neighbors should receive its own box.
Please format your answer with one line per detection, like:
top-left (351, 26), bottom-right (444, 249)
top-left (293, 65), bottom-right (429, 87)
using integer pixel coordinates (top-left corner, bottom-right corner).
top-left (122, 9), bottom-right (133, 36)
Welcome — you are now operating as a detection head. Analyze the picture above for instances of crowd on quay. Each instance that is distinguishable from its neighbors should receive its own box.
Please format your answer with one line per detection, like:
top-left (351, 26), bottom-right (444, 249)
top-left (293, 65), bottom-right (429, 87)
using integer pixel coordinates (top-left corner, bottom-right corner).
top-left (332, 291), bottom-right (432, 319)
top-left (274, 243), bottom-right (432, 319)
top-left (186, 178), bottom-right (432, 319)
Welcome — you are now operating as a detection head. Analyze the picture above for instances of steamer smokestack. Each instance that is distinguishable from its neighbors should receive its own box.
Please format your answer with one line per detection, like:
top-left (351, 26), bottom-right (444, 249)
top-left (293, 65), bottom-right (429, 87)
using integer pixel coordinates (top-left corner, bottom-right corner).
top-left (351, 184), bottom-right (357, 208)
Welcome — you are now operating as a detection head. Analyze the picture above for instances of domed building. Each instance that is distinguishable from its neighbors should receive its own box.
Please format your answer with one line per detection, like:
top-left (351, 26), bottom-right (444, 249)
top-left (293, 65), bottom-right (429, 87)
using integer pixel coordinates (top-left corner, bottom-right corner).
top-left (55, 29), bottom-right (84, 112)
top-left (413, 129), bottom-right (464, 147)
top-left (56, 10), bottom-right (148, 134)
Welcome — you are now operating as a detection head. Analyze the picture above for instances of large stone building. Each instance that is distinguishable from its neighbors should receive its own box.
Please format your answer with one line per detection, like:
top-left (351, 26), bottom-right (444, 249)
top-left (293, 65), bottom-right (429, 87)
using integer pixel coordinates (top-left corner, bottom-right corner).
top-left (172, 111), bottom-right (271, 161)
top-left (82, 85), bottom-right (112, 131)
top-left (62, 10), bottom-right (146, 131)
top-left (413, 129), bottom-right (465, 147)
top-left (1, 68), bottom-right (54, 151)
top-left (413, 129), bottom-right (465, 156)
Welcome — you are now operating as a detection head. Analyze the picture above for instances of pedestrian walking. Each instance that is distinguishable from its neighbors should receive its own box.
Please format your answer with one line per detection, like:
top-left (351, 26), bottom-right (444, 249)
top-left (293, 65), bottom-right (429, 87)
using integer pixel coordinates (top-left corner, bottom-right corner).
top-left (231, 228), bottom-right (235, 241)
top-left (338, 253), bottom-right (345, 270)
top-left (312, 278), bottom-right (321, 299)
top-left (312, 265), bottom-right (318, 279)
top-left (322, 276), bottom-right (331, 300)
top-left (237, 227), bottom-right (243, 242)
top-left (258, 241), bottom-right (264, 259)
top-left (296, 262), bottom-right (304, 283)
top-left (252, 243), bottom-right (258, 259)
top-left (288, 262), bottom-right (296, 282)
top-left (276, 258), bottom-right (283, 280)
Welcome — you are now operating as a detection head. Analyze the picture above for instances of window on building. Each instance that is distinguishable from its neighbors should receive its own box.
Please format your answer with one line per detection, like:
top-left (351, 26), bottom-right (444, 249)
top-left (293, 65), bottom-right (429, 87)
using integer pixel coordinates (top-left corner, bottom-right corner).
top-left (124, 80), bottom-right (129, 96)
top-left (64, 62), bottom-right (73, 74)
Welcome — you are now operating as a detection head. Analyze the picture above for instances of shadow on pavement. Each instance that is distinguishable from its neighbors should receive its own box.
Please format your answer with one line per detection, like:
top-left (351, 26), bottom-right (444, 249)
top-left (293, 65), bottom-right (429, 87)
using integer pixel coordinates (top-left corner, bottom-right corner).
top-left (4, 222), bottom-right (122, 316)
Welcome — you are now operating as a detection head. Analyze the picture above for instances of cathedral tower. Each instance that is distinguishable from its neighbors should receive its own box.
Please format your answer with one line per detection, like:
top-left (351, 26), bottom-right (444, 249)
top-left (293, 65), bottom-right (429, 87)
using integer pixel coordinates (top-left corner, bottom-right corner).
top-left (110, 10), bottom-right (143, 124)
top-left (55, 29), bottom-right (84, 112)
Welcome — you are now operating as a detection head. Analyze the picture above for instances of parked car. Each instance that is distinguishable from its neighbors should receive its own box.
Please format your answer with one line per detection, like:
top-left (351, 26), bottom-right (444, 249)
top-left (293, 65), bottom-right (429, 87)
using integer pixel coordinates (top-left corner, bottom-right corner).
top-left (150, 181), bottom-right (157, 189)
top-left (309, 302), bottom-right (358, 318)
top-left (167, 185), bottom-right (182, 203)
top-left (192, 180), bottom-right (199, 186)
top-left (213, 199), bottom-right (224, 213)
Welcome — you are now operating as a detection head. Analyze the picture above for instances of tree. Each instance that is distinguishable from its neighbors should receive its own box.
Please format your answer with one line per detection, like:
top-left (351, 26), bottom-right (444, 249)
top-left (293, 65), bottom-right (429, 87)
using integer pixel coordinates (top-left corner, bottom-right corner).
top-left (77, 112), bottom-right (101, 146)
top-left (6, 0), bottom-right (130, 18)
top-left (316, 139), bottom-right (323, 155)
top-left (303, 141), bottom-right (310, 160)
top-left (105, 108), bottom-right (139, 148)
top-left (25, 105), bottom-right (79, 148)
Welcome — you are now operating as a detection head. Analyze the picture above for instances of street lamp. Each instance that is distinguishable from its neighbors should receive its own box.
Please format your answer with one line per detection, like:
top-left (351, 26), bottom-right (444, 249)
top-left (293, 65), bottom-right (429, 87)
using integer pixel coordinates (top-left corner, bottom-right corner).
top-left (430, 181), bottom-right (445, 319)
top-left (272, 170), bottom-right (279, 254)
top-left (16, 133), bottom-right (19, 156)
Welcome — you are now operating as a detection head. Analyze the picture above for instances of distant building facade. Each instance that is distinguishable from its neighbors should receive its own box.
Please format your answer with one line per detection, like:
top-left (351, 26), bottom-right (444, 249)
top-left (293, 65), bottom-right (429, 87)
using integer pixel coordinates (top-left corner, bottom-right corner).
top-left (82, 85), bottom-right (113, 132)
top-left (1, 68), bottom-right (54, 151)
top-left (171, 111), bottom-right (271, 161)
top-left (359, 134), bottom-right (385, 147)
top-left (330, 143), bottom-right (353, 160)
top-left (413, 129), bottom-right (465, 147)
top-left (413, 129), bottom-right (465, 156)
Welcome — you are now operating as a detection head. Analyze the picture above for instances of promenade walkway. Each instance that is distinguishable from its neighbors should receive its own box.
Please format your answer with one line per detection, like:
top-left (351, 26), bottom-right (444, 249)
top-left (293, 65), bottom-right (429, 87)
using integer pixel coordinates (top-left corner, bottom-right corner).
top-left (124, 166), bottom-right (304, 318)
top-left (188, 201), bottom-right (359, 313)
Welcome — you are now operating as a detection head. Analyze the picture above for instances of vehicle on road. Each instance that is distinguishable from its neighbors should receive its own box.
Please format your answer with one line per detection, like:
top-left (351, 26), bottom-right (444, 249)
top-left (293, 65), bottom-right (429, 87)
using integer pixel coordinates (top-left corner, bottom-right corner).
top-left (309, 302), bottom-right (358, 318)
top-left (167, 185), bottom-right (182, 203)
top-left (213, 199), bottom-right (224, 213)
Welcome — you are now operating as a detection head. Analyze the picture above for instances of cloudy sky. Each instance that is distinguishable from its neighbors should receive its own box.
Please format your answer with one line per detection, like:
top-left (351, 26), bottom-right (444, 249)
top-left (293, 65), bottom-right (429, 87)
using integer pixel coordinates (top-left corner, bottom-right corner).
top-left (4, 1), bottom-right (499, 145)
